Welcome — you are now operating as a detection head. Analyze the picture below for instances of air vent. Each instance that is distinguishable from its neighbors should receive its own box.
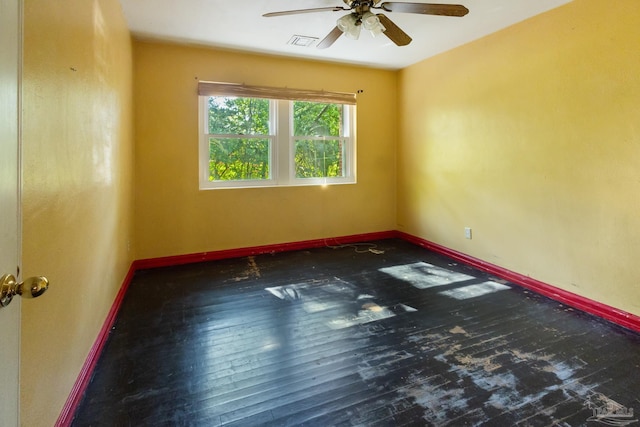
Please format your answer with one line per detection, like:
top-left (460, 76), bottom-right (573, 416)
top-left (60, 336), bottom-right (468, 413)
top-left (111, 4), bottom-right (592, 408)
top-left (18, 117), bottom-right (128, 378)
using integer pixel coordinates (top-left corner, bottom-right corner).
top-left (287, 35), bottom-right (319, 47)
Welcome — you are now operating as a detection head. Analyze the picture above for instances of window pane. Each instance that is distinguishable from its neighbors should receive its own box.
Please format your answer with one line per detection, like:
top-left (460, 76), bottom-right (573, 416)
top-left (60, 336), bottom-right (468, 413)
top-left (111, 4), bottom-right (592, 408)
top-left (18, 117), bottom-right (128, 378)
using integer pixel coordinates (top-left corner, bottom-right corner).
top-left (207, 97), bottom-right (270, 135)
top-left (209, 138), bottom-right (270, 181)
top-left (295, 139), bottom-right (344, 178)
top-left (293, 101), bottom-right (342, 137)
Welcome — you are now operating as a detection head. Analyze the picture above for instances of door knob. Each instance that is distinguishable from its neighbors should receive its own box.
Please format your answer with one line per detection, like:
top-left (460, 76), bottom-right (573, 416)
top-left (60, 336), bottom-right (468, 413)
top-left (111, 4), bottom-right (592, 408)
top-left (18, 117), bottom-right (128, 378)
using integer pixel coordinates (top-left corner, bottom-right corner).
top-left (0, 274), bottom-right (49, 308)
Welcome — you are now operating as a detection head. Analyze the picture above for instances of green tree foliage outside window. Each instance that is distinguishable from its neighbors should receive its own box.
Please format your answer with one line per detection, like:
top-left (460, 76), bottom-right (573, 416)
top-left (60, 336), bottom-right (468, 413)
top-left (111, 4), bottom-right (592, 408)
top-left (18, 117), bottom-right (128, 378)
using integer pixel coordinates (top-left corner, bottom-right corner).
top-left (206, 96), bottom-right (345, 181)
top-left (208, 137), bottom-right (270, 181)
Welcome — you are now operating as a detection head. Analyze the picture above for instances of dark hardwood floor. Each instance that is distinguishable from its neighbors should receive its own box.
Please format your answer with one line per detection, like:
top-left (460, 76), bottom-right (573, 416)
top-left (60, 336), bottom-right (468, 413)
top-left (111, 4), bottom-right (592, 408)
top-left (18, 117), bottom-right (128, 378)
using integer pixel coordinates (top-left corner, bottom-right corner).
top-left (72, 239), bottom-right (640, 426)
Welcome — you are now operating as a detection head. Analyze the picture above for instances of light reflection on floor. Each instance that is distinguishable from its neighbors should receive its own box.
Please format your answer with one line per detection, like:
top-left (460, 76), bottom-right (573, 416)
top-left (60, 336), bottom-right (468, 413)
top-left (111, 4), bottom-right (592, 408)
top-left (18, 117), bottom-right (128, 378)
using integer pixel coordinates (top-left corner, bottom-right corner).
top-left (265, 261), bottom-right (512, 331)
top-left (265, 280), bottom-right (417, 329)
top-left (379, 262), bottom-right (475, 289)
top-left (380, 261), bottom-right (511, 300)
top-left (439, 281), bottom-right (511, 300)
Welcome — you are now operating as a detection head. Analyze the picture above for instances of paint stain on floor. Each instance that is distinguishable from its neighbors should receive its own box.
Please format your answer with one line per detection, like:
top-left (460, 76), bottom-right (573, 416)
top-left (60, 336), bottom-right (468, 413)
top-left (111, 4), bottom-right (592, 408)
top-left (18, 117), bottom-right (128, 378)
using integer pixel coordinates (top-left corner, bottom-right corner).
top-left (449, 325), bottom-right (468, 335)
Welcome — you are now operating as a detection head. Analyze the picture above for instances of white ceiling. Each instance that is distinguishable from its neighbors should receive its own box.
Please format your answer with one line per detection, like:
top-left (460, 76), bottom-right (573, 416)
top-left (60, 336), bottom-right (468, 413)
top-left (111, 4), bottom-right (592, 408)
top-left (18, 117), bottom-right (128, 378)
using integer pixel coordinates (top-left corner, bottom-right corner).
top-left (119, 0), bottom-right (572, 70)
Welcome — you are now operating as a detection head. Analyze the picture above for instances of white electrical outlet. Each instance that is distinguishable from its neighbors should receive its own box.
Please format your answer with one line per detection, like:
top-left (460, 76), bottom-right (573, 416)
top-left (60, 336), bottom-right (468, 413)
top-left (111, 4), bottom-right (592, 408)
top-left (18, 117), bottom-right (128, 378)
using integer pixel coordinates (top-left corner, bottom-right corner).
top-left (464, 227), bottom-right (472, 239)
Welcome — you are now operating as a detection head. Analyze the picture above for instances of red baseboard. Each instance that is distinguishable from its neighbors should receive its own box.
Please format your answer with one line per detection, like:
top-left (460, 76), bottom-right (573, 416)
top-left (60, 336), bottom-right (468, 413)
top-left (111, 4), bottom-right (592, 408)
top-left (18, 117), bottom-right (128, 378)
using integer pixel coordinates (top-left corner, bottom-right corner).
top-left (59, 230), bottom-right (640, 425)
top-left (134, 231), bottom-right (398, 270)
top-left (397, 231), bottom-right (640, 334)
top-left (55, 263), bottom-right (137, 427)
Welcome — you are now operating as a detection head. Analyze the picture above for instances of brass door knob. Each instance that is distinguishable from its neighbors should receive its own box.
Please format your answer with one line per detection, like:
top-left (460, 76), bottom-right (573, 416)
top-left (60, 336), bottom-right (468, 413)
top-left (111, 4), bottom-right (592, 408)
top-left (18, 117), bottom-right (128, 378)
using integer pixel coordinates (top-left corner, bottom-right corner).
top-left (0, 274), bottom-right (49, 308)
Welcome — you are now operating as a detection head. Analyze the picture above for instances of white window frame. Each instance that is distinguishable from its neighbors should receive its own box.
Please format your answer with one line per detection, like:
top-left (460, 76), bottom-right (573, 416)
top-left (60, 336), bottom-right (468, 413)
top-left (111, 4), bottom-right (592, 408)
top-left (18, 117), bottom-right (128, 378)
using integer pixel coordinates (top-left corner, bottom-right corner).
top-left (198, 83), bottom-right (356, 190)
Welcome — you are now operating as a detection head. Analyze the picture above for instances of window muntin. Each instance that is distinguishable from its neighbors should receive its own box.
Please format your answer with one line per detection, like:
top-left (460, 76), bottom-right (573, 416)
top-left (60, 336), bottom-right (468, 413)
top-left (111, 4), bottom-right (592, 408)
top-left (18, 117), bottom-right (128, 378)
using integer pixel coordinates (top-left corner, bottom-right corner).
top-left (200, 95), bottom-right (355, 189)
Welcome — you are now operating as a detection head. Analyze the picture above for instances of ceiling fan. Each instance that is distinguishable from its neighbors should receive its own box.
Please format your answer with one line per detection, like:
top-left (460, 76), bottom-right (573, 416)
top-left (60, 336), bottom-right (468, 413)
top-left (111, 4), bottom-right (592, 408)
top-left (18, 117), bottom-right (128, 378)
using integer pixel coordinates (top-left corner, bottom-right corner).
top-left (263, 0), bottom-right (469, 49)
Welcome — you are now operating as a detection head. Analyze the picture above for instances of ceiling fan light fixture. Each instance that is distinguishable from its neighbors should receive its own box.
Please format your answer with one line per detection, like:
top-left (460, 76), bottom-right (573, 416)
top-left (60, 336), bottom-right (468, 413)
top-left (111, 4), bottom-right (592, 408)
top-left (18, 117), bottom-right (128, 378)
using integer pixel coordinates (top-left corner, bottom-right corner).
top-left (336, 13), bottom-right (361, 40)
top-left (361, 11), bottom-right (386, 37)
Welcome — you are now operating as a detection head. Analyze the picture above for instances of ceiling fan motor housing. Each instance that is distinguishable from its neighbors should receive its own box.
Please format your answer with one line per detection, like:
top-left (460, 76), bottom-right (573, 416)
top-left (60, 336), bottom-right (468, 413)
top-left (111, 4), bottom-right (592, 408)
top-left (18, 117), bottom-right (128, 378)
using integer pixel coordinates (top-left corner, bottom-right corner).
top-left (343, 0), bottom-right (382, 9)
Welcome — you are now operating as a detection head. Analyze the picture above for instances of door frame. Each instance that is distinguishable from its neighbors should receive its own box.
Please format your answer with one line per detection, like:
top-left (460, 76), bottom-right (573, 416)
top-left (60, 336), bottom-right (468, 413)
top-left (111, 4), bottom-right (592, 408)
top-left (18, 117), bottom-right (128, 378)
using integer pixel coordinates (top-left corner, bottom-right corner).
top-left (0, 0), bottom-right (23, 425)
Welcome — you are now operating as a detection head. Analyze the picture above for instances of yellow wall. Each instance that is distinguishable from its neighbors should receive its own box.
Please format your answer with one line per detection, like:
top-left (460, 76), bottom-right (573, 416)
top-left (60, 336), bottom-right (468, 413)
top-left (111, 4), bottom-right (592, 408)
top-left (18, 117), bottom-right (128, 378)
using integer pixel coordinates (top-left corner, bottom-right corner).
top-left (21, 0), bottom-right (134, 425)
top-left (398, 0), bottom-right (640, 316)
top-left (133, 41), bottom-right (397, 259)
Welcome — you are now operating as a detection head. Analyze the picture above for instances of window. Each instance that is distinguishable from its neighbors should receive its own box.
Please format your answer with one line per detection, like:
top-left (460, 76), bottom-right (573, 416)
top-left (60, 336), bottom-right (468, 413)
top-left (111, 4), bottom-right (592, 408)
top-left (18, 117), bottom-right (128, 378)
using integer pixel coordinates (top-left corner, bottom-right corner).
top-left (198, 82), bottom-right (356, 189)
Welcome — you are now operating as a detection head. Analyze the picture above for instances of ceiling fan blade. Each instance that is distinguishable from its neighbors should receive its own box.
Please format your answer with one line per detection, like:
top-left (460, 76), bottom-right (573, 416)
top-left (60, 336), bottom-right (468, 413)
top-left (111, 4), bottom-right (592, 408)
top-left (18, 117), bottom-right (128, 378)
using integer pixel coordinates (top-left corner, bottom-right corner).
top-left (379, 2), bottom-right (469, 17)
top-left (263, 7), bottom-right (347, 18)
top-left (377, 14), bottom-right (412, 46)
top-left (317, 26), bottom-right (343, 49)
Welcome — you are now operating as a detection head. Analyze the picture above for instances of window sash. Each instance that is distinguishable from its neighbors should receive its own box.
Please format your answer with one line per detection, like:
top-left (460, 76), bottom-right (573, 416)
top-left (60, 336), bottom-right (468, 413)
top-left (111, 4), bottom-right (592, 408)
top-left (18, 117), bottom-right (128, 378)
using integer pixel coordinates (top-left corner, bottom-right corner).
top-left (207, 136), bottom-right (273, 182)
top-left (205, 96), bottom-right (272, 136)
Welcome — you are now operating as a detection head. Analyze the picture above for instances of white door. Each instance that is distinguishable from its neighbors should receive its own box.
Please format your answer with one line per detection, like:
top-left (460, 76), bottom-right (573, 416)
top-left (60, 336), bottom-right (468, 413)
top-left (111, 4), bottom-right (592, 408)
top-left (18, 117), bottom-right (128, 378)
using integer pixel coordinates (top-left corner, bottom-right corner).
top-left (0, 0), bottom-right (22, 425)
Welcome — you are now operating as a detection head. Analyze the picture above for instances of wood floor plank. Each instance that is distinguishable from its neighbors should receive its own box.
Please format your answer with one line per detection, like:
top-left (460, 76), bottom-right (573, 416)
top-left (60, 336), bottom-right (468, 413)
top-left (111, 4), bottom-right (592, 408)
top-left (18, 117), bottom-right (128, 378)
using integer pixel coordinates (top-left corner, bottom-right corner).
top-left (72, 239), bottom-right (640, 426)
